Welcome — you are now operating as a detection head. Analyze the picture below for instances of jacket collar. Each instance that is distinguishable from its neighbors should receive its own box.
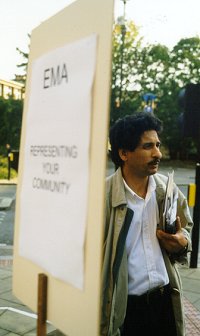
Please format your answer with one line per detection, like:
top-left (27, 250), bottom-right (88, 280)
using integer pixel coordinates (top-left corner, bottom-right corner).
top-left (110, 168), bottom-right (167, 208)
top-left (153, 173), bottom-right (168, 204)
top-left (111, 168), bottom-right (127, 208)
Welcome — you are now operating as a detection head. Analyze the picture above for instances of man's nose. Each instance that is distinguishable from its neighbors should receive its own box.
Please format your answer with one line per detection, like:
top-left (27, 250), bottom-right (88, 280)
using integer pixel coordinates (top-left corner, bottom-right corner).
top-left (152, 146), bottom-right (162, 159)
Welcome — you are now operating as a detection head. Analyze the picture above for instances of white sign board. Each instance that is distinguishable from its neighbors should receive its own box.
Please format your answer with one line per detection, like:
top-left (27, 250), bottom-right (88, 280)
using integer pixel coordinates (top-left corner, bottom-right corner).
top-left (19, 34), bottom-right (97, 290)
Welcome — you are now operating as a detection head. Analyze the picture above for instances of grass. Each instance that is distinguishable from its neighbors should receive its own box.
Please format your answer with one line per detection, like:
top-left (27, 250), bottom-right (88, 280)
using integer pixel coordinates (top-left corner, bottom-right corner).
top-left (0, 155), bottom-right (18, 180)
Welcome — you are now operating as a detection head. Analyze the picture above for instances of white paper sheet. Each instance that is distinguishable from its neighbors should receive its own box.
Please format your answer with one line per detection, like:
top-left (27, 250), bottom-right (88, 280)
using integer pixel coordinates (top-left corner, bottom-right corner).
top-left (163, 171), bottom-right (178, 233)
top-left (19, 34), bottom-right (97, 290)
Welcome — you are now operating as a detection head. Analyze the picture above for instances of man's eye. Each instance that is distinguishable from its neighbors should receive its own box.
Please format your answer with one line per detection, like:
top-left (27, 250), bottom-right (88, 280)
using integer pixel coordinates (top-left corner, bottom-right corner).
top-left (143, 143), bottom-right (152, 149)
top-left (142, 142), bottom-right (161, 149)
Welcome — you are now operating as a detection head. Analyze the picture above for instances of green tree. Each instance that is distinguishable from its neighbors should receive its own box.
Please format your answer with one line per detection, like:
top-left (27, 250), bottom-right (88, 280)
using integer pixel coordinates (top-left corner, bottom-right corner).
top-left (111, 19), bottom-right (200, 159)
top-left (156, 37), bottom-right (200, 159)
top-left (170, 37), bottom-right (200, 86)
top-left (110, 19), bottom-right (143, 124)
top-left (0, 97), bottom-right (23, 154)
top-left (14, 34), bottom-right (30, 84)
top-left (0, 98), bottom-right (8, 150)
top-left (137, 44), bottom-right (170, 93)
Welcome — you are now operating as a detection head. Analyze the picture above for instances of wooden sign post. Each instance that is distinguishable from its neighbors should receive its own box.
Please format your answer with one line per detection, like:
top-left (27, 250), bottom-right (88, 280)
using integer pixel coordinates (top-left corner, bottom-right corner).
top-left (37, 274), bottom-right (48, 336)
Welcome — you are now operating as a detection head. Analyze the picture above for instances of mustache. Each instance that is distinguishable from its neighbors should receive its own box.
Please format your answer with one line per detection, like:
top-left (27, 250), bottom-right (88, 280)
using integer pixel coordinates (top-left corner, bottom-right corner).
top-left (148, 159), bottom-right (161, 165)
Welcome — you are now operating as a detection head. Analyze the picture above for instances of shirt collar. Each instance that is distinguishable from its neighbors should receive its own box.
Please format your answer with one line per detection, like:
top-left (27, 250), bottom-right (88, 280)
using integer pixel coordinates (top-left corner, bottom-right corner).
top-left (123, 175), bottom-right (156, 200)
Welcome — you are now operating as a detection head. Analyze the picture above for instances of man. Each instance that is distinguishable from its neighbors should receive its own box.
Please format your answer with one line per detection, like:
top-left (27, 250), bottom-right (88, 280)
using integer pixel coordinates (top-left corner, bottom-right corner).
top-left (101, 112), bottom-right (193, 336)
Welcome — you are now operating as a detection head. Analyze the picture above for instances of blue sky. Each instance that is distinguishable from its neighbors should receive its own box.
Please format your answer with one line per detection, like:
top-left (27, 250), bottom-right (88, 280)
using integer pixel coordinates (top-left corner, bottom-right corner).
top-left (1, 0), bottom-right (200, 80)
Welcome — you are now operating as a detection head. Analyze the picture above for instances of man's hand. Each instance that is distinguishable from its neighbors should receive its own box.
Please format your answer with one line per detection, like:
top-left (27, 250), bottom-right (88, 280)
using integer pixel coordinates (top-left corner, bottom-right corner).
top-left (156, 216), bottom-right (188, 254)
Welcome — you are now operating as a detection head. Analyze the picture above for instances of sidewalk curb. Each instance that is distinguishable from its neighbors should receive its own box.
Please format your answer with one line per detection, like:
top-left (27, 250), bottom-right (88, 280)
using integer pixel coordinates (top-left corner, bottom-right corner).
top-left (0, 197), bottom-right (13, 210)
top-left (0, 181), bottom-right (17, 185)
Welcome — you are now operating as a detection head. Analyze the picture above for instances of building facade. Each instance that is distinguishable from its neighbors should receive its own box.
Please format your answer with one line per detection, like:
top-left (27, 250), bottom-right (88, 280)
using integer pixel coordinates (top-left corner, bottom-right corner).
top-left (0, 79), bottom-right (24, 100)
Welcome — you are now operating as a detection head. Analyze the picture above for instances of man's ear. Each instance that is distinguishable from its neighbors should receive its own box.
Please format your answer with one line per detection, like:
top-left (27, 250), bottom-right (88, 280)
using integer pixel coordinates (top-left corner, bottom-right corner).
top-left (118, 149), bottom-right (128, 162)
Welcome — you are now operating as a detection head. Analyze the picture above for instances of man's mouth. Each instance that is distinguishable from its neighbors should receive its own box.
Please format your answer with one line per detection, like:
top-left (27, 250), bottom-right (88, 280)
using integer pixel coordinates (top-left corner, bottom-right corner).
top-left (148, 159), bottom-right (160, 166)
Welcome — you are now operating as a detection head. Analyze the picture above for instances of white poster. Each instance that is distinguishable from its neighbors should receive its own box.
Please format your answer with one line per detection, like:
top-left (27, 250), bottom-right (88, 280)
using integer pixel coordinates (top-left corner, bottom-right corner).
top-left (19, 34), bottom-right (97, 290)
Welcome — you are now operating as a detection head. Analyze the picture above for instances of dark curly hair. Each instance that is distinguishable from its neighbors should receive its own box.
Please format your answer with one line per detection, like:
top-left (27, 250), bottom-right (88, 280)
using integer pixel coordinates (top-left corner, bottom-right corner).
top-left (109, 112), bottom-right (163, 167)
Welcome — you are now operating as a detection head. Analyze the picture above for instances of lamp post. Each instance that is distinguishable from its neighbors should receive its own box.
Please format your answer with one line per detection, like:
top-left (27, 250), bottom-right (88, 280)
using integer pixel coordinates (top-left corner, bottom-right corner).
top-left (121, 0), bottom-right (129, 18)
top-left (118, 0), bottom-right (129, 106)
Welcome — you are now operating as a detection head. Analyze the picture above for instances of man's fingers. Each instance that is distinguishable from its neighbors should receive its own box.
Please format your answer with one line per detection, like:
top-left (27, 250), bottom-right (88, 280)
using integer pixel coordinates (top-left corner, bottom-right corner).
top-left (157, 229), bottom-right (173, 240)
top-left (176, 216), bottom-right (181, 232)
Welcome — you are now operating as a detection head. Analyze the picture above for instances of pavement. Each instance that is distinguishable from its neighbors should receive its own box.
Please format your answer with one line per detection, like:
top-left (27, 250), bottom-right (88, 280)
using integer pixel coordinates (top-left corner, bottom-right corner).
top-left (0, 171), bottom-right (200, 335)
top-left (0, 256), bottom-right (63, 336)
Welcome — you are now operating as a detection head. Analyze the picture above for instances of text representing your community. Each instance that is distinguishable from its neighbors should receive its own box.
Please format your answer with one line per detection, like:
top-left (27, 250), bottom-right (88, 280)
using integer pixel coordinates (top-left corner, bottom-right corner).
top-left (29, 144), bottom-right (78, 195)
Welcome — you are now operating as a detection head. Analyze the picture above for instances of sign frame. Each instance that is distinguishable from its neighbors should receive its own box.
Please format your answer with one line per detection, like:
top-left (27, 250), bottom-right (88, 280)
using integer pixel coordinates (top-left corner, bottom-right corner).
top-left (13, 0), bottom-right (114, 335)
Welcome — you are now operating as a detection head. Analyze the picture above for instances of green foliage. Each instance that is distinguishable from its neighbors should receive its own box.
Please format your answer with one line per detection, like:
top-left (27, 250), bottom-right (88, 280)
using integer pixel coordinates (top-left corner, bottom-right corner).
top-left (111, 19), bottom-right (143, 124)
top-left (0, 155), bottom-right (17, 179)
top-left (14, 34), bottom-right (30, 84)
top-left (0, 97), bottom-right (23, 154)
top-left (111, 19), bottom-right (200, 159)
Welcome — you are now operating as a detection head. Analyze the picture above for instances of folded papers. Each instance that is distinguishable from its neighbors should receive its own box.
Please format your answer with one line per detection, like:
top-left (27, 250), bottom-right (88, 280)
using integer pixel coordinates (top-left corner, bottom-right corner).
top-left (163, 171), bottom-right (178, 234)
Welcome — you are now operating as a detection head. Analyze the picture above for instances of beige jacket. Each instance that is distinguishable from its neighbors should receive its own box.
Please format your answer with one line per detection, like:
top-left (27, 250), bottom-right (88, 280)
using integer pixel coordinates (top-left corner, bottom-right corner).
top-left (101, 168), bottom-right (193, 336)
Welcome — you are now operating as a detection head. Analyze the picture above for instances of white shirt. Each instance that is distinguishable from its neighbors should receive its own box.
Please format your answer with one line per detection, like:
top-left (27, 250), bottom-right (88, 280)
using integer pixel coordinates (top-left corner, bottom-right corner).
top-left (124, 176), bottom-right (169, 295)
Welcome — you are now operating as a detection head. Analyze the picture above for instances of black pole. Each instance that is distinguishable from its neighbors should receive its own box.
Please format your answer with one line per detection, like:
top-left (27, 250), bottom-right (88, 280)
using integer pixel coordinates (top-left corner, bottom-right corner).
top-left (6, 144), bottom-right (11, 180)
top-left (7, 155), bottom-right (10, 180)
top-left (119, 24), bottom-right (126, 106)
top-left (190, 163), bottom-right (200, 268)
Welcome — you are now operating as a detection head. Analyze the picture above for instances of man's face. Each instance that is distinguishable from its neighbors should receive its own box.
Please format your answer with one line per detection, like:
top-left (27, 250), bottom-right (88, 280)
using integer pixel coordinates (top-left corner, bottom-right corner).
top-left (120, 130), bottom-right (162, 178)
